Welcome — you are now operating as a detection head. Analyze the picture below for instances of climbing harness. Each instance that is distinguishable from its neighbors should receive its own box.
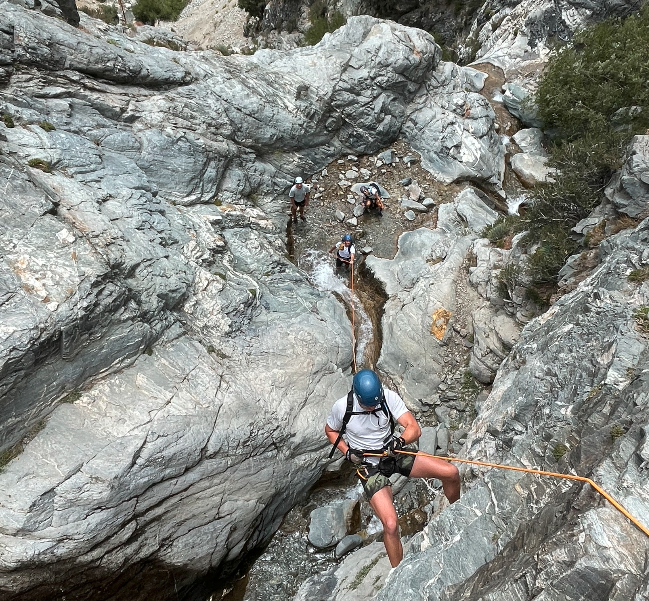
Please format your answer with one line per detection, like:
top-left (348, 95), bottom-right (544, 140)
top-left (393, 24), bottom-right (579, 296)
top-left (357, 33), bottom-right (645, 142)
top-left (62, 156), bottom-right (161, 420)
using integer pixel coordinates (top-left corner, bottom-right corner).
top-left (360, 448), bottom-right (649, 539)
top-left (328, 388), bottom-right (395, 458)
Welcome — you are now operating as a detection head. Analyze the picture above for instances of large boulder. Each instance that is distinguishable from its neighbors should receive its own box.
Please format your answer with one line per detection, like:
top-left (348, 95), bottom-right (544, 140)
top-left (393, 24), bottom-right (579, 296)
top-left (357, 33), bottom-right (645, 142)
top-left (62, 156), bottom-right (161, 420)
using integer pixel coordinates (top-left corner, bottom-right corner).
top-left (365, 188), bottom-right (497, 408)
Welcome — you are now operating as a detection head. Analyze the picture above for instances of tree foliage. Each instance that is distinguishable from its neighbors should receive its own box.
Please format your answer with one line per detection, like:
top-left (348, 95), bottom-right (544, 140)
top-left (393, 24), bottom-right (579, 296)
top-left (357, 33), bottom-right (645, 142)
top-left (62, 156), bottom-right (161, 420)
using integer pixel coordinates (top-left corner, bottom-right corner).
top-left (513, 5), bottom-right (649, 285)
top-left (537, 5), bottom-right (649, 141)
top-left (237, 0), bottom-right (266, 19)
top-left (132, 0), bottom-right (188, 24)
top-left (304, 2), bottom-right (346, 45)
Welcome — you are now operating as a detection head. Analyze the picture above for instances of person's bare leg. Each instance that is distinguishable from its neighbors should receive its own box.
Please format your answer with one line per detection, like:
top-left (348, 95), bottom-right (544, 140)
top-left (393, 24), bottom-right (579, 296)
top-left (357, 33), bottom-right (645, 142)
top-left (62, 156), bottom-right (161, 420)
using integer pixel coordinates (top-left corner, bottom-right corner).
top-left (291, 204), bottom-right (297, 221)
top-left (369, 486), bottom-right (403, 567)
top-left (409, 454), bottom-right (460, 502)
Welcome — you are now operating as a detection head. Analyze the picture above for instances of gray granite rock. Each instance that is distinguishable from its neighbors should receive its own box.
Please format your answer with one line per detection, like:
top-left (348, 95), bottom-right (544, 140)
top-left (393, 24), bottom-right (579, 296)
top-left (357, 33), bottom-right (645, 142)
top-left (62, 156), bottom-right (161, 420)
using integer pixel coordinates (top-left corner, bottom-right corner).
top-left (334, 534), bottom-right (363, 559)
top-left (400, 198), bottom-right (428, 212)
top-left (294, 542), bottom-right (389, 601)
top-left (377, 149), bottom-right (395, 164)
top-left (512, 127), bottom-right (546, 156)
top-left (354, 217), bottom-right (649, 601)
top-left (605, 135), bottom-right (649, 218)
top-left (365, 189), bottom-right (491, 409)
top-left (404, 210), bottom-right (416, 221)
top-left (403, 62), bottom-right (505, 186)
top-left (511, 152), bottom-right (556, 187)
top-left (308, 500), bottom-right (359, 549)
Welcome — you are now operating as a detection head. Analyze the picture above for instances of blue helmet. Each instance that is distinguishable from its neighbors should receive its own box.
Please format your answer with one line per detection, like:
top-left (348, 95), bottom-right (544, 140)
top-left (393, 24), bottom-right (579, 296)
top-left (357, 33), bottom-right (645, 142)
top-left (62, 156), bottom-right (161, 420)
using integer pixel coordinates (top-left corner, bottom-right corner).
top-left (353, 369), bottom-right (382, 406)
top-left (342, 234), bottom-right (353, 243)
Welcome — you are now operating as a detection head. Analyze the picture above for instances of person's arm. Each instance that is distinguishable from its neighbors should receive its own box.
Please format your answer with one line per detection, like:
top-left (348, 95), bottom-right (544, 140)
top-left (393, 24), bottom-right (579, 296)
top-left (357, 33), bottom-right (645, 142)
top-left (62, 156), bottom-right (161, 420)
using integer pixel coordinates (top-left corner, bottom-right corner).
top-left (304, 188), bottom-right (310, 206)
top-left (395, 411), bottom-right (422, 445)
top-left (325, 424), bottom-right (349, 455)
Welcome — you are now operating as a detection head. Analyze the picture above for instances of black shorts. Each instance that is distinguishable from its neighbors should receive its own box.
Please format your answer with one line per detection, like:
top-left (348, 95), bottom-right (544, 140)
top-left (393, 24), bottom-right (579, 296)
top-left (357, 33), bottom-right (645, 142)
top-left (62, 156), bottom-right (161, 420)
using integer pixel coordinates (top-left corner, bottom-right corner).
top-left (356, 451), bottom-right (416, 500)
top-left (336, 255), bottom-right (351, 267)
top-left (292, 200), bottom-right (305, 207)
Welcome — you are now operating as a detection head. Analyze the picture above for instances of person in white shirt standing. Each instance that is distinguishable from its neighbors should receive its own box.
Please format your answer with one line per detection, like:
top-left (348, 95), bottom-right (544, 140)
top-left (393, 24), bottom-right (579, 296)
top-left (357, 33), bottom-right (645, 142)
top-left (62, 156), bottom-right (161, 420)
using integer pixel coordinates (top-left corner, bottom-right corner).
top-left (325, 369), bottom-right (460, 567)
top-left (289, 176), bottom-right (310, 223)
top-left (328, 233), bottom-right (355, 270)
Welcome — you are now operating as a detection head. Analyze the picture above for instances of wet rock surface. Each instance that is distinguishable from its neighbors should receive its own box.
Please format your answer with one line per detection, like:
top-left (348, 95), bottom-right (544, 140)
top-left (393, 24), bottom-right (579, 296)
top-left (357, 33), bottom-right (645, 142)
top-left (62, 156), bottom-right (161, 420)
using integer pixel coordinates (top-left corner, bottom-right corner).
top-left (2, 2), bottom-right (649, 601)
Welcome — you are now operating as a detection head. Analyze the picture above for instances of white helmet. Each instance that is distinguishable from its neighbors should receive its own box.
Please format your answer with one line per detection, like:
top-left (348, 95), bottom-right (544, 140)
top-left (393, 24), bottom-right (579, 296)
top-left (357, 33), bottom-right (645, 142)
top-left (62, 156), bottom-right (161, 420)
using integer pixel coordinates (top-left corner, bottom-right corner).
top-left (294, 176), bottom-right (303, 184)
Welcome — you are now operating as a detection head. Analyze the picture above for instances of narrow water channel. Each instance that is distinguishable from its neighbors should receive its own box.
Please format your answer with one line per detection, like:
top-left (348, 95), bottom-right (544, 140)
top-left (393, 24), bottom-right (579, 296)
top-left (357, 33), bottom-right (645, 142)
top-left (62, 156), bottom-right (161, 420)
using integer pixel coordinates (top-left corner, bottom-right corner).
top-left (207, 141), bottom-right (478, 601)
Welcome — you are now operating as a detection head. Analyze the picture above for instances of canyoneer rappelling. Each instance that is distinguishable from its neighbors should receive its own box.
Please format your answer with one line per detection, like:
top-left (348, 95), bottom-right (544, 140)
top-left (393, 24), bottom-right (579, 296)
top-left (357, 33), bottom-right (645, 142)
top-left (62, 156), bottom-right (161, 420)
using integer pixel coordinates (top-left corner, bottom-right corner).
top-left (325, 369), bottom-right (461, 567)
top-left (329, 233), bottom-right (355, 270)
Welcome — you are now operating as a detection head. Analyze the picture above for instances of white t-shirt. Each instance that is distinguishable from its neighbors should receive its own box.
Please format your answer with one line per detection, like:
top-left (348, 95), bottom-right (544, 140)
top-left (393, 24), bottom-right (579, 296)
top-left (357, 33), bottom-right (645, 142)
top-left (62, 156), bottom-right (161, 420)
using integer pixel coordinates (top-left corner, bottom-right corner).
top-left (289, 184), bottom-right (310, 203)
top-left (327, 389), bottom-right (408, 462)
top-left (337, 243), bottom-right (355, 260)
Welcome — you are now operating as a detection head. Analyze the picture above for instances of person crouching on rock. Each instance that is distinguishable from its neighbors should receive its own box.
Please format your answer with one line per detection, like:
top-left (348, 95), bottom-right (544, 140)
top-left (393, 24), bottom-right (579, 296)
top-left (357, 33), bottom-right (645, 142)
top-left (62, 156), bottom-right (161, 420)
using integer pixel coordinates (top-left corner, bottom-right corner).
top-left (359, 183), bottom-right (384, 216)
top-left (289, 176), bottom-right (310, 222)
top-left (325, 369), bottom-right (461, 567)
top-left (329, 233), bottom-right (355, 269)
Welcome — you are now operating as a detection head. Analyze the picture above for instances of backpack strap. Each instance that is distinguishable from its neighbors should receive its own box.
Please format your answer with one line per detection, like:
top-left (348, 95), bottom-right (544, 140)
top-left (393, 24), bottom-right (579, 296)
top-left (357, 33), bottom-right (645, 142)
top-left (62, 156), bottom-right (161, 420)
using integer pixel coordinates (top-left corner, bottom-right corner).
top-left (329, 390), bottom-right (355, 458)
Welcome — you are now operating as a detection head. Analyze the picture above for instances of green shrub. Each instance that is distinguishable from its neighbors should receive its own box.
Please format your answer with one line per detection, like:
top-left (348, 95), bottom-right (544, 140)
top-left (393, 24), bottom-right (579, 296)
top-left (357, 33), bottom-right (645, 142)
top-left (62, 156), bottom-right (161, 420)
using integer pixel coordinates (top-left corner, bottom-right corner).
top-left (634, 306), bottom-right (649, 334)
top-left (132, 0), bottom-right (188, 24)
top-left (216, 44), bottom-right (232, 56)
top-left (27, 158), bottom-right (51, 173)
top-left (496, 263), bottom-right (522, 299)
top-left (524, 226), bottom-right (577, 285)
top-left (610, 424), bottom-right (625, 440)
top-left (80, 4), bottom-right (119, 24)
top-left (482, 214), bottom-right (520, 248)
top-left (628, 267), bottom-right (649, 283)
top-left (61, 389), bottom-right (82, 403)
top-left (38, 121), bottom-right (55, 132)
top-left (2, 113), bottom-right (14, 128)
top-left (524, 286), bottom-right (550, 308)
top-left (536, 5), bottom-right (649, 142)
top-left (552, 443), bottom-right (568, 462)
top-left (304, 4), bottom-right (346, 46)
top-left (519, 5), bottom-right (649, 284)
top-left (237, 0), bottom-right (266, 19)
top-left (141, 37), bottom-right (181, 51)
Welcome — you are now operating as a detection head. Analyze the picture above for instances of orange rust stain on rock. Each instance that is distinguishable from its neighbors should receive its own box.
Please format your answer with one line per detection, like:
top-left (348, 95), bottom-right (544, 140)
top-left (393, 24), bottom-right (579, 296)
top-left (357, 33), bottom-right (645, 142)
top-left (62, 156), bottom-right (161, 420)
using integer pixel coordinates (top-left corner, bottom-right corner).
top-left (431, 308), bottom-right (452, 340)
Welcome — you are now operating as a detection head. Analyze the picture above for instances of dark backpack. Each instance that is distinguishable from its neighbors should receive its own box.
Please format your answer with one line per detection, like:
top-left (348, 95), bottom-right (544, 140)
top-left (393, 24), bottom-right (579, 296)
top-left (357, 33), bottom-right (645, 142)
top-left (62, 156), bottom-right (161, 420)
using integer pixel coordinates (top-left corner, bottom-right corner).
top-left (328, 389), bottom-right (395, 458)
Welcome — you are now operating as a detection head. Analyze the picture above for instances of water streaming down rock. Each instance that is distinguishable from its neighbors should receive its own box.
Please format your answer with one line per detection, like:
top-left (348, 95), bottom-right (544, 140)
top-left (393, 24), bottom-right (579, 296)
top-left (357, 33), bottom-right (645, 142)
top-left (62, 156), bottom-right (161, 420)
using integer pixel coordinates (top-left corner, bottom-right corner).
top-left (300, 250), bottom-right (373, 367)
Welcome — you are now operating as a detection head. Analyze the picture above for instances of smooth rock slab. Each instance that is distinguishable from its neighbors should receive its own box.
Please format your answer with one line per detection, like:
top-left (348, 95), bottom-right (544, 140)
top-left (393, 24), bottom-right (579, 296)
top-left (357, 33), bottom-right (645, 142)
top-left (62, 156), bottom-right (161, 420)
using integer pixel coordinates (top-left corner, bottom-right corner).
top-left (334, 534), bottom-right (363, 559)
top-left (401, 198), bottom-right (428, 212)
top-left (511, 152), bottom-right (556, 187)
top-left (308, 499), bottom-right (359, 549)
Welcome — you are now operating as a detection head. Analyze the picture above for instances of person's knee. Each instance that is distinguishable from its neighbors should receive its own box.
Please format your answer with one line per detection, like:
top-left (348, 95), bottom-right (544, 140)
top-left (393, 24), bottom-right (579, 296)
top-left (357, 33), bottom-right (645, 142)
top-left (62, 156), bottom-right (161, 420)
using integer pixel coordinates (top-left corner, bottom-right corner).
top-left (444, 464), bottom-right (460, 484)
top-left (380, 514), bottom-right (399, 536)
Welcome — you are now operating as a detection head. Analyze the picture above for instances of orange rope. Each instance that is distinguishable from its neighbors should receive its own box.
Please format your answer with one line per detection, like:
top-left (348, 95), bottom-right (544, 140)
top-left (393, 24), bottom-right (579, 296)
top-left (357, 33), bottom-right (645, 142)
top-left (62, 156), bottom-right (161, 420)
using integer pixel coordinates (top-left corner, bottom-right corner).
top-left (363, 449), bottom-right (649, 538)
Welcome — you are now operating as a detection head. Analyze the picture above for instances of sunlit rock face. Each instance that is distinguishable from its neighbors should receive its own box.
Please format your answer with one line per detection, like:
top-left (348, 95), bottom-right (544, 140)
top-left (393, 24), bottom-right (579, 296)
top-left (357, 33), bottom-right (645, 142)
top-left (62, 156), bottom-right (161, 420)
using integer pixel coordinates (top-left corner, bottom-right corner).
top-left (0, 7), bottom-right (506, 600)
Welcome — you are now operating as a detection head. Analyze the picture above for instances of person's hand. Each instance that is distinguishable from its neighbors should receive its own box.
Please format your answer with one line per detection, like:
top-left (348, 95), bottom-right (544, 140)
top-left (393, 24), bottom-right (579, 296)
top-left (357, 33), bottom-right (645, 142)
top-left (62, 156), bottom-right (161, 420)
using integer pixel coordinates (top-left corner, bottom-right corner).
top-left (384, 436), bottom-right (406, 457)
top-left (345, 448), bottom-right (364, 465)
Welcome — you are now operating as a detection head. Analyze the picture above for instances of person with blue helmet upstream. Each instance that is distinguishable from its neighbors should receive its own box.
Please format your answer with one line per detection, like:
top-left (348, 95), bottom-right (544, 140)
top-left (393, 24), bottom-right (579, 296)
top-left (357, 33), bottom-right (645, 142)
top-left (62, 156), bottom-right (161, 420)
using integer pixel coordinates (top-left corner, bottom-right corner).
top-left (325, 369), bottom-right (460, 567)
top-left (328, 233), bottom-right (355, 270)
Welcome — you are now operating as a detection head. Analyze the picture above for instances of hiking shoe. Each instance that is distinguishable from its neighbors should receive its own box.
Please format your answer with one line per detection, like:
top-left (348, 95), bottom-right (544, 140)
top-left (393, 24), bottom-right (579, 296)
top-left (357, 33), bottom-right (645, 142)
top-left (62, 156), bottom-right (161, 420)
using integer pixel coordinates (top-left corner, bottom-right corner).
top-left (378, 210), bottom-right (383, 217)
top-left (292, 217), bottom-right (298, 223)
top-left (301, 215), bottom-right (306, 221)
